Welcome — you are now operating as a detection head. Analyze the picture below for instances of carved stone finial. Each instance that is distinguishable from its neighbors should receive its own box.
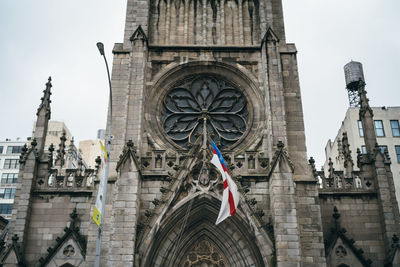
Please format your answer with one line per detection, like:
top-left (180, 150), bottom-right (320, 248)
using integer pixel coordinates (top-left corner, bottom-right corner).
top-left (36, 76), bottom-right (53, 118)
top-left (277, 141), bottom-right (284, 149)
top-left (95, 156), bottom-right (101, 167)
top-left (358, 79), bottom-right (373, 119)
top-left (384, 148), bottom-right (391, 162)
top-left (328, 158), bottom-right (335, 178)
top-left (31, 138), bottom-right (38, 147)
top-left (19, 144), bottom-right (28, 159)
top-left (70, 208), bottom-right (78, 221)
top-left (309, 157), bottom-right (317, 178)
top-left (393, 234), bottom-right (399, 244)
top-left (342, 132), bottom-right (354, 176)
top-left (374, 142), bottom-right (380, 151)
top-left (48, 144), bottom-right (55, 153)
top-left (126, 140), bottom-right (137, 154)
top-left (333, 206), bottom-right (340, 221)
top-left (55, 131), bottom-right (67, 167)
top-left (127, 140), bottom-right (134, 147)
top-left (12, 234), bottom-right (19, 243)
top-left (60, 132), bottom-right (67, 143)
top-left (116, 140), bottom-right (140, 172)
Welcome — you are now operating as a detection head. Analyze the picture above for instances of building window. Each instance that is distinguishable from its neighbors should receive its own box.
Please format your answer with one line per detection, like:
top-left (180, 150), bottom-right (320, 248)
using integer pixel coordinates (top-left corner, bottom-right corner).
top-left (374, 120), bottom-right (385, 137)
top-left (391, 120), bottom-right (400, 137)
top-left (6, 146), bottom-right (23, 154)
top-left (396, 146), bottom-right (400, 163)
top-left (379, 145), bottom-right (388, 154)
top-left (362, 145), bottom-right (388, 154)
top-left (0, 204), bottom-right (13, 214)
top-left (3, 159), bottom-right (19, 169)
top-left (361, 145), bottom-right (367, 154)
top-left (0, 146), bottom-right (3, 154)
top-left (358, 121), bottom-right (364, 137)
top-left (0, 188), bottom-right (16, 199)
top-left (48, 131), bottom-right (59, 136)
top-left (1, 173), bottom-right (18, 184)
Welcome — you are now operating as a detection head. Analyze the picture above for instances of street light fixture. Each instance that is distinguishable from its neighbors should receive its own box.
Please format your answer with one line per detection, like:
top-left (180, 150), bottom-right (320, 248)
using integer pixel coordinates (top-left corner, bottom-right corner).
top-left (96, 42), bottom-right (105, 56)
top-left (94, 42), bottom-right (113, 267)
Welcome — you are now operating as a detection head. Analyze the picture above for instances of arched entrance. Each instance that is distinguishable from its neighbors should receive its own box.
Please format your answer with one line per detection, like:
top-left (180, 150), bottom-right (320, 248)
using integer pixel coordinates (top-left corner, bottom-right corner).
top-left (141, 194), bottom-right (271, 266)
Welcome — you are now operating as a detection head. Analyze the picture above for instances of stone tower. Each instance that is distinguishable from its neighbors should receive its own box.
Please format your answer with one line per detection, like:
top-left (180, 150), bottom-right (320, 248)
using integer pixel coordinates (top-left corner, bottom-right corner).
top-left (2, 1), bottom-right (400, 266)
top-left (100, 0), bottom-right (326, 266)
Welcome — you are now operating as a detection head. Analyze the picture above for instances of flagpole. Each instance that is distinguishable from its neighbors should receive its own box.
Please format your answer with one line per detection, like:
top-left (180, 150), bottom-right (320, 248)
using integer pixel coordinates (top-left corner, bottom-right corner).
top-left (95, 42), bottom-right (113, 267)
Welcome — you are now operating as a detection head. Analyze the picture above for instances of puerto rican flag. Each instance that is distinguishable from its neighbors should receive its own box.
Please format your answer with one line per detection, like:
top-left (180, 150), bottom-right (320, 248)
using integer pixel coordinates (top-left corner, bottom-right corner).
top-left (210, 140), bottom-right (239, 225)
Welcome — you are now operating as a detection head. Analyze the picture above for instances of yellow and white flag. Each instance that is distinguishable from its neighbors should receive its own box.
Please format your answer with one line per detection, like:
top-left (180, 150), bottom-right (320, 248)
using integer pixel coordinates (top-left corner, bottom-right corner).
top-left (92, 141), bottom-right (108, 227)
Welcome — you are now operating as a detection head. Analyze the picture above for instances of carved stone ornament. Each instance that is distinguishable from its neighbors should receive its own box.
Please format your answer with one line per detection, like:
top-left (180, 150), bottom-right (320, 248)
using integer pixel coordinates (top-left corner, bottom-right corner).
top-left (181, 239), bottom-right (226, 267)
top-left (335, 245), bottom-right (347, 258)
top-left (63, 244), bottom-right (75, 257)
top-left (161, 76), bottom-right (249, 149)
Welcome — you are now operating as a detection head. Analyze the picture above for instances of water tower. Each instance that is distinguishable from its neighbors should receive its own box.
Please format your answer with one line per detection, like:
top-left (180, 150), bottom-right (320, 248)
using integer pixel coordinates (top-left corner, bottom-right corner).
top-left (344, 61), bottom-right (365, 107)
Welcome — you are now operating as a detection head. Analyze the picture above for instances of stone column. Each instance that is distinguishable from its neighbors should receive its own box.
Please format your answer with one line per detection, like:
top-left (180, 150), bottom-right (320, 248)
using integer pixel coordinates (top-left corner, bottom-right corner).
top-left (108, 142), bottom-right (141, 266)
top-left (295, 181), bottom-right (327, 266)
top-left (108, 26), bottom-right (148, 179)
top-left (269, 146), bottom-right (301, 266)
top-left (374, 152), bottom-right (400, 252)
top-left (358, 83), bottom-right (400, 252)
top-left (263, 30), bottom-right (287, 147)
top-left (280, 47), bottom-right (312, 182)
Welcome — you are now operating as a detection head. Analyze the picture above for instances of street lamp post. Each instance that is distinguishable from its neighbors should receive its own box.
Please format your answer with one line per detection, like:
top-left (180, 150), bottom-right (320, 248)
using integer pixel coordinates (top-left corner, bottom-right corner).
top-left (94, 42), bottom-right (113, 267)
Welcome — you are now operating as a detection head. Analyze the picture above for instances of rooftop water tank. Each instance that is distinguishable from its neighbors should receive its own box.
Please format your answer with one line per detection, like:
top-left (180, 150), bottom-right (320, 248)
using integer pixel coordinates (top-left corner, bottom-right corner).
top-left (344, 61), bottom-right (365, 91)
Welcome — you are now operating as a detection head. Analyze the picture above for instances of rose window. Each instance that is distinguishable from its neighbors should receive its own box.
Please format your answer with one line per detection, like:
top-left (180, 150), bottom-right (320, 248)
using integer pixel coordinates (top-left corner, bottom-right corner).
top-left (161, 76), bottom-right (249, 149)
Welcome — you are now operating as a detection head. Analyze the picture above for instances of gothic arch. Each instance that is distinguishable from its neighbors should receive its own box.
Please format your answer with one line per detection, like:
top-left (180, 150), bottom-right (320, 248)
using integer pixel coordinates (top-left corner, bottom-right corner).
top-left (146, 61), bottom-right (265, 152)
top-left (139, 193), bottom-right (272, 266)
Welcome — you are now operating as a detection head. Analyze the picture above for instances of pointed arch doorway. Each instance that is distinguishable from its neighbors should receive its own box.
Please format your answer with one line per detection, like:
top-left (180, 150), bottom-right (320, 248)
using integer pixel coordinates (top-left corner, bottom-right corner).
top-left (140, 194), bottom-right (272, 267)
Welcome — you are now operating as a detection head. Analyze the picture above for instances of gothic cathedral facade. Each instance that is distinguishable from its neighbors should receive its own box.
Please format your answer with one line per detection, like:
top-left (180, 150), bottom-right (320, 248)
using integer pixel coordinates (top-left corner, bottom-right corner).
top-left (1, 0), bottom-right (400, 266)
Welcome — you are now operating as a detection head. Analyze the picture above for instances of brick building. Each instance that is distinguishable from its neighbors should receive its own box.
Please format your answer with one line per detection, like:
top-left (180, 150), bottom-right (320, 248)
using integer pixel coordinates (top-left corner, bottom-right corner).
top-left (0, 139), bottom-right (25, 220)
top-left (1, 0), bottom-right (399, 266)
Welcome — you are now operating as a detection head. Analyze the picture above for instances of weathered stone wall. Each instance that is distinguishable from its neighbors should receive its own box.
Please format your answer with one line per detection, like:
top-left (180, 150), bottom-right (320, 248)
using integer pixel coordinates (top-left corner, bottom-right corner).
top-left (246, 180), bottom-right (270, 217)
top-left (148, 0), bottom-right (261, 45)
top-left (139, 180), bottom-right (166, 223)
top-left (24, 195), bottom-right (92, 264)
top-left (107, 50), bottom-right (131, 177)
top-left (320, 195), bottom-right (386, 266)
top-left (270, 157), bottom-right (302, 265)
top-left (281, 47), bottom-right (312, 182)
top-left (296, 182), bottom-right (326, 266)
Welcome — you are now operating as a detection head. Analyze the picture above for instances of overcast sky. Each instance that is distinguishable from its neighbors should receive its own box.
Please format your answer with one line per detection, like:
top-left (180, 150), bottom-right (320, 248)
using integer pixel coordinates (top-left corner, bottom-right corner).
top-left (0, 0), bottom-right (399, 167)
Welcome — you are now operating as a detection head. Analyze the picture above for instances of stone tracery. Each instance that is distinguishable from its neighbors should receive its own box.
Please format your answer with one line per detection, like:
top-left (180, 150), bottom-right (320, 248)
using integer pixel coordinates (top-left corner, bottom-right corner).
top-left (162, 75), bottom-right (249, 149)
top-left (181, 238), bottom-right (227, 266)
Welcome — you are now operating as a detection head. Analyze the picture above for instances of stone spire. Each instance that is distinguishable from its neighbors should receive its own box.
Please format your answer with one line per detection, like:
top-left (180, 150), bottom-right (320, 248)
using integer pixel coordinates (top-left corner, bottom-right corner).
top-left (358, 79), bottom-right (377, 155)
top-left (342, 132), bottom-right (354, 177)
top-left (36, 77), bottom-right (52, 118)
top-left (55, 131), bottom-right (67, 168)
top-left (34, 77), bottom-right (52, 153)
top-left (66, 137), bottom-right (75, 169)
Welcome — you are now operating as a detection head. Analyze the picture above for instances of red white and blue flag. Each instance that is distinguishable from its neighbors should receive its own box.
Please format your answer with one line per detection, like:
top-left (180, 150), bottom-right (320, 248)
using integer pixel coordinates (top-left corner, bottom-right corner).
top-left (210, 140), bottom-right (239, 225)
